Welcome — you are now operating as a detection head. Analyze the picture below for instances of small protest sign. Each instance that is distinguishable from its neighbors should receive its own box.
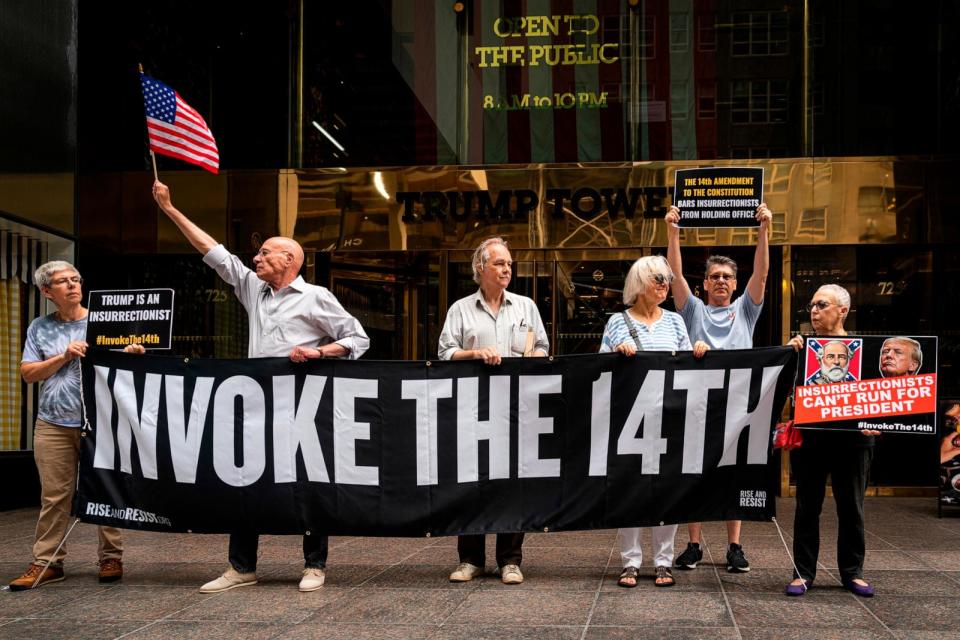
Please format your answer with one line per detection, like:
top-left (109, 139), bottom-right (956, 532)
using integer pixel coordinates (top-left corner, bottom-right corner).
top-left (793, 335), bottom-right (938, 434)
top-left (672, 167), bottom-right (764, 227)
top-left (86, 288), bottom-right (174, 350)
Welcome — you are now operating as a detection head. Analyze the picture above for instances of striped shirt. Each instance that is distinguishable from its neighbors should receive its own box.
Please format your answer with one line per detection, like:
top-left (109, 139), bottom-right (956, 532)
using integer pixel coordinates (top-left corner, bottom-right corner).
top-left (599, 309), bottom-right (692, 353)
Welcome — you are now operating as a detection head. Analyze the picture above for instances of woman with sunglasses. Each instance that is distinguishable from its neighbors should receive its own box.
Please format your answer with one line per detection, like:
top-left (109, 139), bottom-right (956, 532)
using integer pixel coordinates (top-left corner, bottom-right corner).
top-left (599, 255), bottom-right (709, 588)
top-left (786, 284), bottom-right (881, 598)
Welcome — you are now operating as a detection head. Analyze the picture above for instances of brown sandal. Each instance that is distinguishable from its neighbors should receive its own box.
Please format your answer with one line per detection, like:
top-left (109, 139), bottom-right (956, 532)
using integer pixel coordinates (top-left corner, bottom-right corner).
top-left (617, 566), bottom-right (639, 588)
top-left (655, 566), bottom-right (675, 587)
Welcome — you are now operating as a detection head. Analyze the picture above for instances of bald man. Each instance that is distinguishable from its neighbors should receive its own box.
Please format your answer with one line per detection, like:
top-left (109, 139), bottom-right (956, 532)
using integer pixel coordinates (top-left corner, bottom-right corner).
top-left (152, 181), bottom-right (369, 594)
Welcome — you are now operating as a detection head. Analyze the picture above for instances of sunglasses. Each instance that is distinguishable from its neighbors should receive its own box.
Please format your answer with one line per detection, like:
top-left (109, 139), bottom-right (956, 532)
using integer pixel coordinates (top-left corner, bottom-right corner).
top-left (806, 300), bottom-right (834, 312)
top-left (649, 273), bottom-right (674, 285)
top-left (707, 273), bottom-right (735, 282)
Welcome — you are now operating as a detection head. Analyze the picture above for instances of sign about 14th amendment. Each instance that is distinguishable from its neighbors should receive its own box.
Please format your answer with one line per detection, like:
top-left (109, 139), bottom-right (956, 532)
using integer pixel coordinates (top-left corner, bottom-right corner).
top-left (673, 167), bottom-right (764, 228)
top-left (86, 289), bottom-right (174, 350)
top-left (75, 347), bottom-right (796, 536)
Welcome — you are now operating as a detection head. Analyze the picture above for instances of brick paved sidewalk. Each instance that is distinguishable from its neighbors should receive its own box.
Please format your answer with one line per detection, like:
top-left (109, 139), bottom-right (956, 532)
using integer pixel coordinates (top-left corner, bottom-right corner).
top-left (2, 497), bottom-right (959, 639)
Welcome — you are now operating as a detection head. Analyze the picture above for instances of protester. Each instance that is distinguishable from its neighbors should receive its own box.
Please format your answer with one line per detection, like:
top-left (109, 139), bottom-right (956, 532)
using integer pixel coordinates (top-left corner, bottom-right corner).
top-left (599, 255), bottom-right (708, 588)
top-left (438, 237), bottom-right (548, 585)
top-left (665, 202), bottom-right (771, 573)
top-left (809, 340), bottom-right (854, 384)
top-left (786, 284), bottom-right (880, 597)
top-left (152, 180), bottom-right (369, 593)
top-left (879, 336), bottom-right (923, 378)
top-left (8, 261), bottom-right (144, 591)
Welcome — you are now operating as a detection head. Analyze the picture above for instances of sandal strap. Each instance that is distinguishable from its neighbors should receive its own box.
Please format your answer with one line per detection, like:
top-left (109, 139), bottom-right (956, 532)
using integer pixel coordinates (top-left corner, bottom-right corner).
top-left (619, 566), bottom-right (639, 579)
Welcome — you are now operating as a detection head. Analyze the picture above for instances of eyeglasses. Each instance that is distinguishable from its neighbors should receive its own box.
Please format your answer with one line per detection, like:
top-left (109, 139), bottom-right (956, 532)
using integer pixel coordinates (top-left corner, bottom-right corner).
top-left (256, 248), bottom-right (292, 258)
top-left (806, 300), bottom-right (834, 312)
top-left (650, 273), bottom-right (673, 285)
top-left (707, 273), bottom-right (735, 282)
top-left (49, 276), bottom-right (82, 287)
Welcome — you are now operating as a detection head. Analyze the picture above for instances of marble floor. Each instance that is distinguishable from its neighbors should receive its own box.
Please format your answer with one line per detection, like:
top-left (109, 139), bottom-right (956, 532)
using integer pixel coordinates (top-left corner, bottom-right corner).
top-left (2, 497), bottom-right (960, 639)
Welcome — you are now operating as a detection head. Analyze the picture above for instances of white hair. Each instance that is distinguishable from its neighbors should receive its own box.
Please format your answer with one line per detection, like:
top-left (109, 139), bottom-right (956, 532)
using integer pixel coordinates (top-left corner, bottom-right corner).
top-left (34, 260), bottom-right (80, 288)
top-left (623, 255), bottom-right (673, 306)
top-left (471, 237), bottom-right (509, 284)
top-left (816, 339), bottom-right (852, 362)
top-left (817, 284), bottom-right (851, 319)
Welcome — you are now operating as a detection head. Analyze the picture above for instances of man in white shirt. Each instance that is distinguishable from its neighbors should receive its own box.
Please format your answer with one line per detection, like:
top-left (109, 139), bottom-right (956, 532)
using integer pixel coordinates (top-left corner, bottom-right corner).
top-left (438, 237), bottom-right (548, 585)
top-left (665, 202), bottom-right (771, 574)
top-left (152, 181), bottom-right (369, 593)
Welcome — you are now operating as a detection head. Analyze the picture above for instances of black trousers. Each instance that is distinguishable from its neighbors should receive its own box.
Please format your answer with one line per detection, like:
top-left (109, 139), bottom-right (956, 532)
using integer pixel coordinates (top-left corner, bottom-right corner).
top-left (229, 532), bottom-right (328, 574)
top-left (457, 533), bottom-right (524, 568)
top-left (791, 442), bottom-right (873, 584)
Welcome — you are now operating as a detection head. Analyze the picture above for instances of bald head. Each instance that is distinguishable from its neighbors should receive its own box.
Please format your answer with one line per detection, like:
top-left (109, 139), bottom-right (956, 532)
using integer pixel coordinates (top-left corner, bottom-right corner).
top-left (253, 236), bottom-right (305, 290)
top-left (269, 236), bottom-right (304, 272)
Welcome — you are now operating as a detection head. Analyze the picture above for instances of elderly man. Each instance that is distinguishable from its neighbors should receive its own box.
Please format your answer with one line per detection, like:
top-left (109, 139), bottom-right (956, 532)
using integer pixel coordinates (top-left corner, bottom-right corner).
top-left (9, 261), bottom-right (144, 591)
top-left (879, 337), bottom-right (922, 378)
top-left (438, 237), bottom-right (548, 585)
top-left (152, 180), bottom-right (369, 593)
top-left (664, 202), bottom-right (772, 574)
top-left (810, 340), bottom-right (854, 385)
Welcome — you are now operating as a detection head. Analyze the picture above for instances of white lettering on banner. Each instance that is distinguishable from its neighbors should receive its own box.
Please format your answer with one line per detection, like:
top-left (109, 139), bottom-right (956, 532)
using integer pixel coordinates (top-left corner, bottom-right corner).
top-left (617, 371), bottom-right (668, 473)
top-left (518, 375), bottom-right (562, 478)
top-left (164, 375), bottom-right (214, 483)
top-left (457, 376), bottom-right (511, 483)
top-left (213, 376), bottom-right (266, 487)
top-left (588, 371), bottom-right (612, 476)
top-left (401, 378), bottom-right (454, 486)
top-left (718, 366), bottom-right (784, 467)
top-left (89, 364), bottom-right (788, 487)
top-left (674, 370), bottom-right (726, 474)
top-left (334, 378), bottom-right (380, 485)
top-left (273, 375), bottom-right (330, 483)
top-left (113, 370), bottom-right (161, 479)
top-left (93, 365), bottom-right (116, 470)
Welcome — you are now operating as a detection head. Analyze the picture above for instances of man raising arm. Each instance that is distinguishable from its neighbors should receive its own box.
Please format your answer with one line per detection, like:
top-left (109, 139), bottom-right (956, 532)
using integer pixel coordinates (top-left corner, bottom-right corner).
top-left (664, 202), bottom-right (772, 573)
top-left (152, 180), bottom-right (369, 593)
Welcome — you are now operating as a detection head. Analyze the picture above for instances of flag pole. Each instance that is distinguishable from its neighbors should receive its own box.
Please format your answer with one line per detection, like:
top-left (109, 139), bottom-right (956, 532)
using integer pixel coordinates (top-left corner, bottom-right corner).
top-left (139, 63), bottom-right (159, 182)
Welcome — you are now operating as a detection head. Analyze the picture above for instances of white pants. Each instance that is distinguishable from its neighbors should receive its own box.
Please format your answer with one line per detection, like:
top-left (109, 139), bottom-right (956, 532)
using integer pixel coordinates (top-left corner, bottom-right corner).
top-left (619, 525), bottom-right (678, 569)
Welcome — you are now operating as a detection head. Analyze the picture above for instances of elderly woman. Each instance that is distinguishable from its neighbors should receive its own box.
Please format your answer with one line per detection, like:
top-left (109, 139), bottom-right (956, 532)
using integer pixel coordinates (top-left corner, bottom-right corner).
top-left (786, 284), bottom-right (880, 597)
top-left (600, 255), bottom-right (708, 588)
top-left (9, 261), bottom-right (143, 591)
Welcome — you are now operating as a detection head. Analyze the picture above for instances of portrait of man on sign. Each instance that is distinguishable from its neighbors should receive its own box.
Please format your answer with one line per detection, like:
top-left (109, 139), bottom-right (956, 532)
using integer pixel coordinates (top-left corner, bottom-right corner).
top-left (879, 336), bottom-right (923, 378)
top-left (804, 338), bottom-right (861, 385)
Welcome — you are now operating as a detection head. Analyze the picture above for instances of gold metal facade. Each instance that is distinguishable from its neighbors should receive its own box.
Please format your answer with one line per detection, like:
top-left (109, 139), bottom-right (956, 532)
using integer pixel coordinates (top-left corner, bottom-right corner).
top-left (288, 157), bottom-right (918, 254)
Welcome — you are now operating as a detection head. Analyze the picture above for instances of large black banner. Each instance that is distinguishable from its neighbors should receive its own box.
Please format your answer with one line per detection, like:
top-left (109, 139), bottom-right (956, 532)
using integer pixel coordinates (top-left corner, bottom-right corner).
top-left (76, 347), bottom-right (796, 536)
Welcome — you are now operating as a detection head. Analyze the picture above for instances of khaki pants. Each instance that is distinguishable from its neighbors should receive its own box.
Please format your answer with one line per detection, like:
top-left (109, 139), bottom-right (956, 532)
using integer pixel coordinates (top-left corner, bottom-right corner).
top-left (33, 419), bottom-right (122, 565)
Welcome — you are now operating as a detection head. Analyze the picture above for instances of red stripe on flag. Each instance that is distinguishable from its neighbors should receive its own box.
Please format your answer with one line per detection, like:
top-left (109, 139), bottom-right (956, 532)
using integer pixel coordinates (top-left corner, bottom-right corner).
top-left (147, 118), bottom-right (219, 156)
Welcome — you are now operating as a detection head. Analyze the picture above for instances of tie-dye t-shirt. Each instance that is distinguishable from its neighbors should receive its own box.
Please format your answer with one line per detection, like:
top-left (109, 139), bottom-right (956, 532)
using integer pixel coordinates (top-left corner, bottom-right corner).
top-left (21, 312), bottom-right (87, 427)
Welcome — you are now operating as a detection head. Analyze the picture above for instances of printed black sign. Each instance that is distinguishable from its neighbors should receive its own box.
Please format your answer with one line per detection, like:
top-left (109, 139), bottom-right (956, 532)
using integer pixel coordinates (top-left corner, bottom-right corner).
top-left (86, 289), bottom-right (174, 350)
top-left (75, 347), bottom-right (795, 535)
top-left (673, 167), bottom-right (764, 227)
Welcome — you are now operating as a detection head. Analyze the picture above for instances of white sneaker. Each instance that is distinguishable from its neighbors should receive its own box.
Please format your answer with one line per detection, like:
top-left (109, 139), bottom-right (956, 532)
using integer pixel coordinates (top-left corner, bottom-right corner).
top-left (500, 564), bottom-right (523, 585)
top-left (449, 562), bottom-right (483, 582)
top-left (299, 567), bottom-right (326, 592)
top-left (199, 567), bottom-right (257, 593)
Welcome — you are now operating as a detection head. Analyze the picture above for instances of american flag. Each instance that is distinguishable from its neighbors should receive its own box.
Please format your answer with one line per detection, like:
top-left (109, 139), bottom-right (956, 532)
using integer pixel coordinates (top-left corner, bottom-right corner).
top-left (140, 74), bottom-right (219, 173)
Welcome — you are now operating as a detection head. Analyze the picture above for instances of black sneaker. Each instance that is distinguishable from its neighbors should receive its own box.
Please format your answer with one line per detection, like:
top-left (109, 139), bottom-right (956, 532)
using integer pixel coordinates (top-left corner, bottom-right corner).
top-left (726, 543), bottom-right (750, 573)
top-left (674, 542), bottom-right (703, 569)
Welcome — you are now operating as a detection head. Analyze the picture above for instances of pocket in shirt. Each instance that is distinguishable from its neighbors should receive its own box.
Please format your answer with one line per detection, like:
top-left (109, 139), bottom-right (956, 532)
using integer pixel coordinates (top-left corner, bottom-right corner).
top-left (511, 326), bottom-right (530, 356)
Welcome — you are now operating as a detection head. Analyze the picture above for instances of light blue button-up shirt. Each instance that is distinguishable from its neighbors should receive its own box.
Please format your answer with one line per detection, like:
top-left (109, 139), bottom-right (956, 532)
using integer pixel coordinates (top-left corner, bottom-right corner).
top-left (438, 289), bottom-right (549, 361)
top-left (203, 244), bottom-right (369, 359)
